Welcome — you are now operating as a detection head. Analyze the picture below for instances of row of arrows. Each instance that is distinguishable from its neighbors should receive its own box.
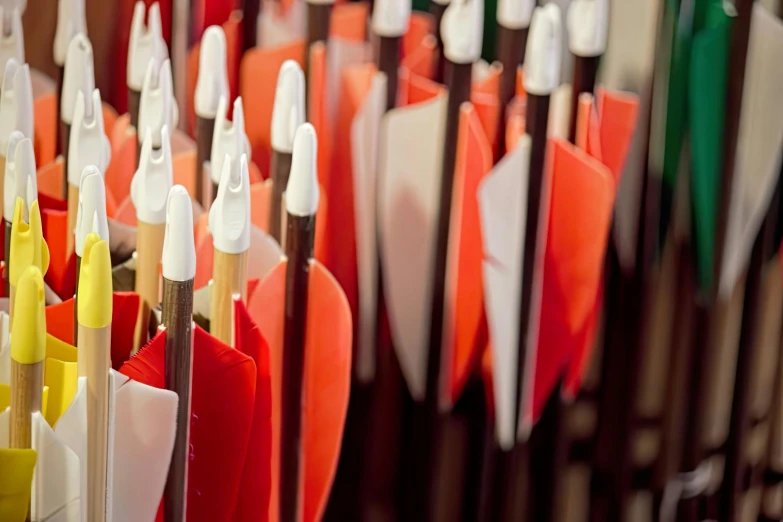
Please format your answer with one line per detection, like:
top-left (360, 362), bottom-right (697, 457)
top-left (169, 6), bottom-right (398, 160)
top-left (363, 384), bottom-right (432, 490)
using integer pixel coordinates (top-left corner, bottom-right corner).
top-left (0, 0), bottom-right (781, 521)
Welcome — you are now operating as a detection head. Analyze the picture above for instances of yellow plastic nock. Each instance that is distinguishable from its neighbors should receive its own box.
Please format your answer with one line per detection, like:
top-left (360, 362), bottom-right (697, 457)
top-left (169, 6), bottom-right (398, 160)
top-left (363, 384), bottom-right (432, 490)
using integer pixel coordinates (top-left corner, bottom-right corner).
top-left (10, 265), bottom-right (46, 365)
top-left (9, 198), bottom-right (50, 288)
top-left (78, 233), bottom-right (112, 329)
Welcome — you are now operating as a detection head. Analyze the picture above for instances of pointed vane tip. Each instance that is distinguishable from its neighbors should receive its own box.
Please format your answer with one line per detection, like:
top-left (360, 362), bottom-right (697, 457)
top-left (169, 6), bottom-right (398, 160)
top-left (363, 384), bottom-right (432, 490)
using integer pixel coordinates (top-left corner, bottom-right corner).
top-left (162, 185), bottom-right (196, 282)
top-left (127, 1), bottom-right (165, 90)
top-left (209, 153), bottom-right (251, 254)
top-left (195, 26), bottom-right (228, 118)
top-left (78, 232), bottom-right (112, 329)
top-left (441, 0), bottom-right (485, 64)
top-left (60, 32), bottom-right (94, 124)
top-left (0, 60), bottom-right (33, 149)
top-left (0, 6), bottom-right (25, 77)
top-left (211, 95), bottom-right (250, 185)
top-left (132, 126), bottom-right (173, 225)
top-left (286, 123), bottom-right (319, 217)
top-left (9, 198), bottom-right (49, 287)
top-left (10, 265), bottom-right (46, 364)
top-left (4, 133), bottom-right (36, 223)
top-left (524, 4), bottom-right (562, 96)
top-left (371, 0), bottom-right (412, 38)
top-left (75, 165), bottom-right (108, 257)
top-left (139, 57), bottom-right (178, 147)
top-left (53, 0), bottom-right (86, 66)
top-left (567, 0), bottom-right (608, 57)
top-left (67, 88), bottom-right (110, 186)
top-left (271, 60), bottom-right (305, 154)
top-left (497, 0), bottom-right (534, 30)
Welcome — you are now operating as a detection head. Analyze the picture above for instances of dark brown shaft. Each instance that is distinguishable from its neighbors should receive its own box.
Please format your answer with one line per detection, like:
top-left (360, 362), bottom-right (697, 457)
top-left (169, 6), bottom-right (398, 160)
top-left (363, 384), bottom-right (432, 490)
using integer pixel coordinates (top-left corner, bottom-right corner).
top-left (56, 66), bottom-right (64, 158)
top-left (269, 150), bottom-right (293, 244)
top-left (195, 116), bottom-right (215, 206)
top-left (242, 0), bottom-right (262, 53)
top-left (430, 1), bottom-right (448, 83)
top-left (675, 0), bottom-right (754, 519)
top-left (495, 25), bottom-right (528, 159)
top-left (401, 58), bottom-right (471, 521)
top-left (279, 213), bottom-right (315, 522)
top-left (719, 183), bottom-right (780, 522)
top-left (162, 277), bottom-right (195, 522)
top-left (377, 35), bottom-right (401, 111)
top-left (4, 219), bottom-right (10, 296)
top-left (515, 91), bottom-right (550, 428)
top-left (305, 2), bottom-right (332, 115)
top-left (568, 55), bottom-right (600, 143)
top-left (128, 88), bottom-right (141, 132)
top-left (61, 123), bottom-right (71, 199)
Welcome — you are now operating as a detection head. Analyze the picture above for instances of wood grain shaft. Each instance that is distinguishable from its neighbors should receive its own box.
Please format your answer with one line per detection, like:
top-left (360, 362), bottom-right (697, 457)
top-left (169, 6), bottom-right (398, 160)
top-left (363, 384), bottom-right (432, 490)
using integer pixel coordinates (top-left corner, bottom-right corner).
top-left (67, 183), bottom-right (79, 258)
top-left (569, 56), bottom-right (600, 143)
top-left (209, 249), bottom-right (249, 346)
top-left (269, 150), bottom-right (293, 244)
top-left (279, 213), bottom-right (315, 522)
top-left (78, 323), bottom-right (111, 522)
top-left (134, 221), bottom-right (166, 353)
top-left (195, 117), bottom-right (215, 206)
top-left (10, 360), bottom-right (44, 449)
top-left (74, 255), bottom-right (81, 345)
top-left (162, 277), bottom-right (194, 522)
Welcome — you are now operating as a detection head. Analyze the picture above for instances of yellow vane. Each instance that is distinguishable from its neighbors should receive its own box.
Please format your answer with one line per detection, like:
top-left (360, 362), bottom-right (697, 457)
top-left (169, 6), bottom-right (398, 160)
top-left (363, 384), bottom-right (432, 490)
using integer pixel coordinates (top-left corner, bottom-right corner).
top-left (10, 265), bottom-right (46, 365)
top-left (78, 233), bottom-right (113, 329)
top-left (9, 198), bottom-right (50, 288)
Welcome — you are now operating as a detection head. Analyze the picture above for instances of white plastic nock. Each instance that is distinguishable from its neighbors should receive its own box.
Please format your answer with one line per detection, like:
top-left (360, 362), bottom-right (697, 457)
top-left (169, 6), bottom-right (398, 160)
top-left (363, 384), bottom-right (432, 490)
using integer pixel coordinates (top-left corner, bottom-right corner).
top-left (523, 4), bottom-right (562, 96)
top-left (371, 0), bottom-right (412, 38)
top-left (131, 127), bottom-right (173, 225)
top-left (74, 165), bottom-right (109, 257)
top-left (209, 153), bottom-right (251, 254)
top-left (567, 0), bottom-right (608, 57)
top-left (271, 60), bottom-right (305, 154)
top-left (162, 185), bottom-right (196, 282)
top-left (210, 96), bottom-right (251, 185)
top-left (0, 59), bottom-right (33, 155)
top-left (432, 0), bottom-right (450, 7)
top-left (497, 0), bottom-right (534, 30)
top-left (53, 0), bottom-right (86, 67)
top-left (286, 123), bottom-right (319, 217)
top-left (67, 89), bottom-right (111, 188)
top-left (60, 32), bottom-right (94, 125)
top-left (194, 26), bottom-right (228, 119)
top-left (0, 6), bottom-right (24, 76)
top-left (440, 0), bottom-right (484, 65)
top-left (138, 58), bottom-right (178, 148)
top-left (3, 131), bottom-right (36, 223)
top-left (127, 1), bottom-right (166, 92)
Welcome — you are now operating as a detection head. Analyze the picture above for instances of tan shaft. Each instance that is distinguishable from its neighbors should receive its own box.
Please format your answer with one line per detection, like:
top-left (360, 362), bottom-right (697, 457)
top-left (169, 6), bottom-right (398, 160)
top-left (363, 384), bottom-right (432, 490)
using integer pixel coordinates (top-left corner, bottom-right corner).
top-left (209, 249), bottom-right (249, 346)
top-left (67, 183), bottom-right (79, 258)
top-left (9, 359), bottom-right (44, 449)
top-left (78, 323), bottom-right (111, 522)
top-left (132, 221), bottom-right (166, 354)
